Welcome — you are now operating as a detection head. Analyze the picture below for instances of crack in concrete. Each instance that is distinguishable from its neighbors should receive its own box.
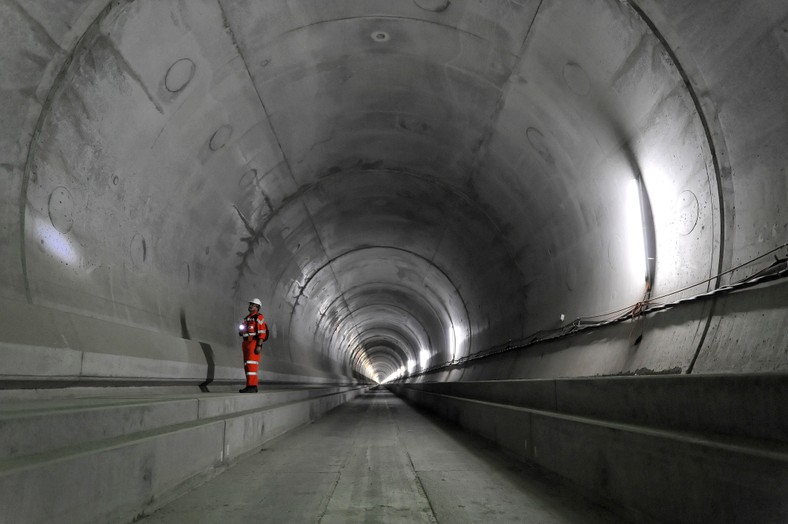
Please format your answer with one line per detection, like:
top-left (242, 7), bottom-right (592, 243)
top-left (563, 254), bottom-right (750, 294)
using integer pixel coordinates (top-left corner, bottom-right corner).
top-left (230, 204), bottom-right (270, 292)
top-left (18, 0), bottom-right (125, 304)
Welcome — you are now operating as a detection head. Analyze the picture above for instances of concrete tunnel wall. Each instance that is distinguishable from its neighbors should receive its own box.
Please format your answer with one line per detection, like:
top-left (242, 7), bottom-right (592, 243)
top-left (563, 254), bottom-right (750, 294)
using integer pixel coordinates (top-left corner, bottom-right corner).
top-left (1, 0), bottom-right (787, 390)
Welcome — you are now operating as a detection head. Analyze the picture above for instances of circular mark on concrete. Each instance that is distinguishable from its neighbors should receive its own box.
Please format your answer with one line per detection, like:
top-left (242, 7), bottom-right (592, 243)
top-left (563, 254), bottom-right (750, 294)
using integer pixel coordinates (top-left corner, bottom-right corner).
top-left (239, 168), bottom-right (260, 188)
top-left (526, 127), bottom-right (553, 164)
top-left (49, 187), bottom-right (74, 234)
top-left (261, 58), bottom-right (271, 67)
top-left (165, 58), bottom-right (196, 93)
top-left (371, 31), bottom-right (390, 42)
top-left (676, 190), bottom-right (699, 235)
top-left (413, 0), bottom-right (450, 12)
top-left (130, 233), bottom-right (147, 267)
top-left (563, 62), bottom-right (590, 96)
top-left (209, 125), bottom-right (233, 151)
top-left (112, 175), bottom-right (119, 186)
top-left (184, 263), bottom-right (191, 287)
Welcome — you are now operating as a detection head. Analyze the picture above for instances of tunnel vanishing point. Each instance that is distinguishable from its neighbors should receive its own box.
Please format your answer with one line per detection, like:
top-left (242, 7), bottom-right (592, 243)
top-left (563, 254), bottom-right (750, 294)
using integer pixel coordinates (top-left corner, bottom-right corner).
top-left (1, 0), bottom-right (787, 522)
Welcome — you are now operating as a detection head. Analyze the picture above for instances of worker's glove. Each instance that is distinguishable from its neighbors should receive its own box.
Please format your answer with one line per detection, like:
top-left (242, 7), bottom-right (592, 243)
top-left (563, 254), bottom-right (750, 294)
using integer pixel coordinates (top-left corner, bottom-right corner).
top-left (254, 345), bottom-right (261, 355)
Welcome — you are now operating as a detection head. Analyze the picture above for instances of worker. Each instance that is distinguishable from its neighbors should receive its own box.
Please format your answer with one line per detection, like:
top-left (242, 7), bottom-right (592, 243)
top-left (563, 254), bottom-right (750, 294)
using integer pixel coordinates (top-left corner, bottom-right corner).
top-left (238, 298), bottom-right (267, 393)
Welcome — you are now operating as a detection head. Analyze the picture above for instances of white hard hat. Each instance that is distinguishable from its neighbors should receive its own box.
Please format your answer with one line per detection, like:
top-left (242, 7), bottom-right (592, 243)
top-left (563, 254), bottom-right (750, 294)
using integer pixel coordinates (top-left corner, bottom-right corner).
top-left (249, 298), bottom-right (262, 307)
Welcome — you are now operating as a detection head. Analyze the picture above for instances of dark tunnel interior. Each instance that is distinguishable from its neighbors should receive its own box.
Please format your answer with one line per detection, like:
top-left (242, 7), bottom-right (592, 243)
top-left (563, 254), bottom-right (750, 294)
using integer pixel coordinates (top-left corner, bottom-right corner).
top-left (6, 0), bottom-right (786, 386)
top-left (2, 1), bottom-right (788, 522)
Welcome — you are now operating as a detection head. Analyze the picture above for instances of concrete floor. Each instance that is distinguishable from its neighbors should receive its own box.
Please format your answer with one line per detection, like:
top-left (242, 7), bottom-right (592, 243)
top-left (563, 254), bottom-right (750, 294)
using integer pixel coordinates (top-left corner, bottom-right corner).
top-left (140, 389), bottom-right (626, 523)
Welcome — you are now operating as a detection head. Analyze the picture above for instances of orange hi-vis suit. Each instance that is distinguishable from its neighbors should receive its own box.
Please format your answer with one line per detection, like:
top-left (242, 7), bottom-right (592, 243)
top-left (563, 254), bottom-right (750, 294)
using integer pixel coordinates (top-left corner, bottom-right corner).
top-left (239, 311), bottom-right (267, 387)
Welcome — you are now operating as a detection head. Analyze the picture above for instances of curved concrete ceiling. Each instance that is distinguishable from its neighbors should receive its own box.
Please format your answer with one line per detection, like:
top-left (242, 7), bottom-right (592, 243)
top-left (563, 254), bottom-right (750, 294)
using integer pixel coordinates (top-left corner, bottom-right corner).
top-left (2, 0), bottom-right (787, 384)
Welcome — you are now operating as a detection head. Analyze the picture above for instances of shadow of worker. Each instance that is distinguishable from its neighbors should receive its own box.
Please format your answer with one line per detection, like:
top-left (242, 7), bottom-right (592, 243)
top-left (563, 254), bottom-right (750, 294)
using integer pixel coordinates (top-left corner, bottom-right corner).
top-left (180, 309), bottom-right (215, 392)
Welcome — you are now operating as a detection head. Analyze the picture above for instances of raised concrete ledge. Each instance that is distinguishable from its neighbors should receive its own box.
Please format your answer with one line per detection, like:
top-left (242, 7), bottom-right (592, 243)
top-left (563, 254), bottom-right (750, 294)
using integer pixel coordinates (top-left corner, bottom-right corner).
top-left (0, 397), bottom-right (201, 459)
top-left (0, 385), bottom-right (366, 524)
top-left (398, 373), bottom-right (788, 442)
top-left (0, 386), bottom-right (357, 460)
top-left (389, 377), bottom-right (788, 523)
top-left (401, 389), bottom-right (788, 461)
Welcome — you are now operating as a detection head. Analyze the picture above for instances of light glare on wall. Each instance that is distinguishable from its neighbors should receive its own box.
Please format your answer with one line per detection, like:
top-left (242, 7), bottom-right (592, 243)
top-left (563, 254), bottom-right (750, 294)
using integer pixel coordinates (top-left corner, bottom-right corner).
top-left (34, 216), bottom-right (79, 266)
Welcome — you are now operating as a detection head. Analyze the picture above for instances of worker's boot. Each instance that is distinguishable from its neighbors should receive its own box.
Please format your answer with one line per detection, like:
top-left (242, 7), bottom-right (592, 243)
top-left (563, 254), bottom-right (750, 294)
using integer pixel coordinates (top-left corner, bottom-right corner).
top-left (239, 386), bottom-right (258, 393)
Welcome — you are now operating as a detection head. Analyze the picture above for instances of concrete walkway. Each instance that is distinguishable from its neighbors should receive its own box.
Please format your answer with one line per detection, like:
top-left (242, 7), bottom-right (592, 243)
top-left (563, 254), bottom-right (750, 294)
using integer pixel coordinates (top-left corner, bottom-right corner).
top-left (140, 389), bottom-right (626, 523)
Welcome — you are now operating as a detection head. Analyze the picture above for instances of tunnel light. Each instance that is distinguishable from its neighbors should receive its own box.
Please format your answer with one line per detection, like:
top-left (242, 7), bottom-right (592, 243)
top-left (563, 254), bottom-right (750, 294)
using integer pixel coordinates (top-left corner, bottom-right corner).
top-left (380, 367), bottom-right (403, 384)
top-left (34, 216), bottom-right (79, 266)
top-left (448, 323), bottom-right (466, 361)
top-left (379, 365), bottom-right (406, 384)
top-left (448, 325), bottom-right (456, 360)
top-left (419, 349), bottom-right (430, 369)
top-left (626, 179), bottom-right (647, 283)
top-left (406, 359), bottom-right (416, 373)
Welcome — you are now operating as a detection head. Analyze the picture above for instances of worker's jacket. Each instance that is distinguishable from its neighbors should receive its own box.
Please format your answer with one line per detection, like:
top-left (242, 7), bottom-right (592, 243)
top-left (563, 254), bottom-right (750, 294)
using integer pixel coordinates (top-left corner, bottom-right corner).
top-left (240, 312), bottom-right (268, 342)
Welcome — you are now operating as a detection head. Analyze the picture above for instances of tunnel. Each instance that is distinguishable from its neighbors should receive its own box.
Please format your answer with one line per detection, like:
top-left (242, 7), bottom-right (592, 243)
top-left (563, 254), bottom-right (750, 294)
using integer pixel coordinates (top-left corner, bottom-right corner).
top-left (1, 0), bottom-right (787, 522)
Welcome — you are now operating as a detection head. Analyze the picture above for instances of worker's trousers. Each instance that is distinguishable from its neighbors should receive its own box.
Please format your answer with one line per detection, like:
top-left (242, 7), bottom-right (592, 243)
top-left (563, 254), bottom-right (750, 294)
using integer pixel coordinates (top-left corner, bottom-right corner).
top-left (241, 340), bottom-right (260, 387)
